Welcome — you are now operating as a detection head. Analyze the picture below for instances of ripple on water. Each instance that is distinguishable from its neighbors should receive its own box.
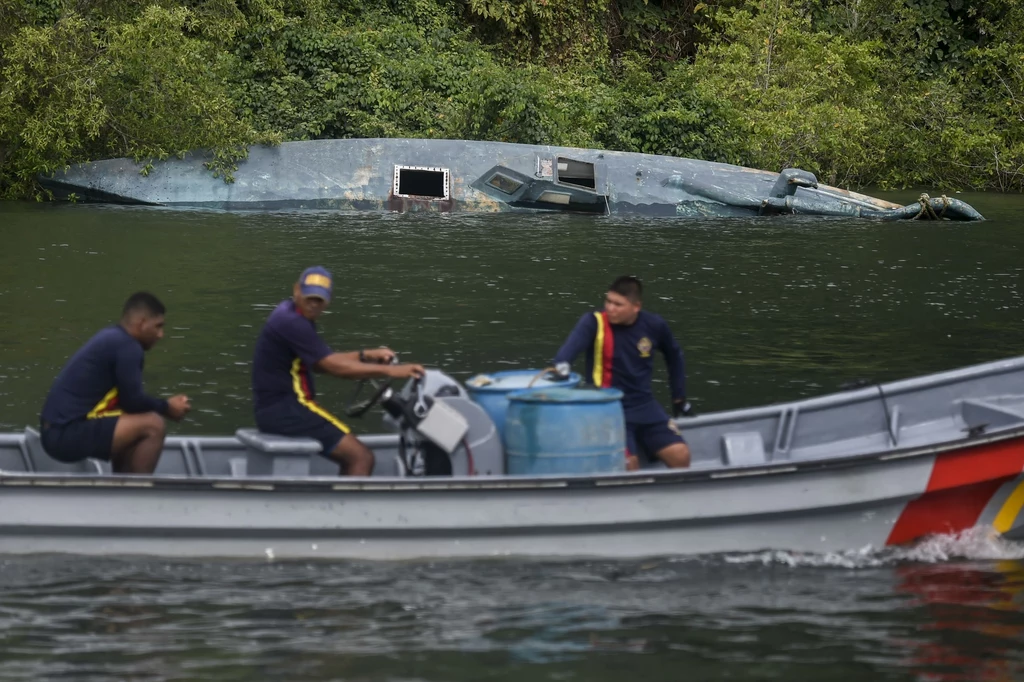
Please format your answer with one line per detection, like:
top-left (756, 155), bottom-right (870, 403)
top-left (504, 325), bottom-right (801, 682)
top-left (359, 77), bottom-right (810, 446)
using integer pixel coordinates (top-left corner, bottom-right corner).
top-left (1, 201), bottom-right (1024, 678)
top-left (0, 530), bottom-right (1023, 679)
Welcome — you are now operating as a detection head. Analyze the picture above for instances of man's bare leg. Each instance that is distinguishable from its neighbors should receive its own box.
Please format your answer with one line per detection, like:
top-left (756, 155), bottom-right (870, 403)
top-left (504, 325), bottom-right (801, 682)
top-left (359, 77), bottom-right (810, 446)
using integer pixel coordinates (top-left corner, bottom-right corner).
top-left (656, 442), bottom-right (691, 468)
top-left (110, 413), bottom-right (166, 474)
top-left (328, 433), bottom-right (375, 476)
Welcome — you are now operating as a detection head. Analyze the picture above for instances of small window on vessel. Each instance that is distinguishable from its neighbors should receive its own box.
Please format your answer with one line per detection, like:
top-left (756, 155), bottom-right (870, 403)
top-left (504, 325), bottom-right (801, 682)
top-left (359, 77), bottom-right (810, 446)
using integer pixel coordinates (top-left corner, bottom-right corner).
top-left (486, 173), bottom-right (523, 195)
top-left (538, 191), bottom-right (571, 205)
top-left (556, 157), bottom-right (596, 190)
top-left (394, 166), bottom-right (450, 199)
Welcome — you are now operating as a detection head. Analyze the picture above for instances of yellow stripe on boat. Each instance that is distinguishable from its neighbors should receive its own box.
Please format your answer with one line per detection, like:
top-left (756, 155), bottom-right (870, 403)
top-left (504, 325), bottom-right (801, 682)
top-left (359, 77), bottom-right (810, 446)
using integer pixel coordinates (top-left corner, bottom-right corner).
top-left (994, 479), bottom-right (1024, 534)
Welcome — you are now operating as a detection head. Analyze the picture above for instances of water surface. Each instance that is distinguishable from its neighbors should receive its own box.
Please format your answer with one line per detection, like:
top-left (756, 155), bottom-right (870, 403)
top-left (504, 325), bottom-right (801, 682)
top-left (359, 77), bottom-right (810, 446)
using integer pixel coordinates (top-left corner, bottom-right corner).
top-left (1, 192), bottom-right (1021, 435)
top-left (1, 192), bottom-right (1023, 680)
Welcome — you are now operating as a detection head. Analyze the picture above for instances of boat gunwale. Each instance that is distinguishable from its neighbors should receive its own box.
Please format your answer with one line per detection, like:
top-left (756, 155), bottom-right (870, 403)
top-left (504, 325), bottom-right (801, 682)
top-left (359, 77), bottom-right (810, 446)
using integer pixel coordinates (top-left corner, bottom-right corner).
top-left (679, 356), bottom-right (1024, 428)
top-left (2, 425), bottom-right (1022, 494)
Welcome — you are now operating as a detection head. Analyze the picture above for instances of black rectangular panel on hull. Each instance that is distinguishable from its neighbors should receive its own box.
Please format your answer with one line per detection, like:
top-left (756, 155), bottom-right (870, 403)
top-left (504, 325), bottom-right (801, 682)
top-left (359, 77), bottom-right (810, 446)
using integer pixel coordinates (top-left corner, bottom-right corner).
top-left (393, 165), bottom-right (450, 199)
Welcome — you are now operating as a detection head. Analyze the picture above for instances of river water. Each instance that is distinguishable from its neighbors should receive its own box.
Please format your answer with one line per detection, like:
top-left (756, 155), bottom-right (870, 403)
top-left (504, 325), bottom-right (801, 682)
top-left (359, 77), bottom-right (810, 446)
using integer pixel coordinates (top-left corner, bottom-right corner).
top-left (0, 192), bottom-right (1023, 679)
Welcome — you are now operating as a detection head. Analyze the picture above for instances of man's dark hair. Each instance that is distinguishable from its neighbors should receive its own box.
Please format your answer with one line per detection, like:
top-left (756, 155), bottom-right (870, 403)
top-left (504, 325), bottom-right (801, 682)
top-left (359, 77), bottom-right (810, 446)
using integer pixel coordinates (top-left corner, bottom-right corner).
top-left (609, 276), bottom-right (643, 303)
top-left (122, 292), bottom-right (166, 319)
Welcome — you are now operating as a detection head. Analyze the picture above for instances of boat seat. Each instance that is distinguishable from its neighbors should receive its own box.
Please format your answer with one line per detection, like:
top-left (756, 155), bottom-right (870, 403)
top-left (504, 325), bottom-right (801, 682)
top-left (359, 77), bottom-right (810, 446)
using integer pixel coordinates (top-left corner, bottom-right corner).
top-left (959, 399), bottom-right (1024, 432)
top-left (235, 428), bottom-right (322, 477)
top-left (22, 427), bottom-right (108, 474)
top-left (721, 431), bottom-right (768, 467)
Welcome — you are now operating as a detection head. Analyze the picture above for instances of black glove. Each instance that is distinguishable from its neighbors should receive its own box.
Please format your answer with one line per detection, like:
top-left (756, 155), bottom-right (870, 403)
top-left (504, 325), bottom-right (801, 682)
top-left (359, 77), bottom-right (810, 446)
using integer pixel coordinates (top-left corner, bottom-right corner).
top-left (673, 400), bottom-right (695, 418)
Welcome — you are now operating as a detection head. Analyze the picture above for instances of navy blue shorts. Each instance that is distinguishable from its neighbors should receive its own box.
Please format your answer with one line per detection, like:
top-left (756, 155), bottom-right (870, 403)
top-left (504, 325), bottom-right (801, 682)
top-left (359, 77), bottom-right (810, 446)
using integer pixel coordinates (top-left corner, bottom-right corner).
top-left (40, 417), bottom-right (118, 463)
top-left (627, 419), bottom-right (686, 462)
top-left (255, 400), bottom-right (350, 456)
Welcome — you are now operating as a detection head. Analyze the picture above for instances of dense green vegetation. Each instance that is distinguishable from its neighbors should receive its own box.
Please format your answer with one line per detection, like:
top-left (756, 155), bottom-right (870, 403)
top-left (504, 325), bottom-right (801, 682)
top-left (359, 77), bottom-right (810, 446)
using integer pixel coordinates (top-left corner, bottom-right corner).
top-left (0, 0), bottom-right (1021, 199)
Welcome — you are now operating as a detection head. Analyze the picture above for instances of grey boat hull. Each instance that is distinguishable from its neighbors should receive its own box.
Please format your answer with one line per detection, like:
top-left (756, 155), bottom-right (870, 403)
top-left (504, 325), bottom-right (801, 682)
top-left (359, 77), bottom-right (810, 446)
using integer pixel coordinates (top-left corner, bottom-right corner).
top-left (0, 455), bottom-right (965, 559)
top-left (40, 138), bottom-right (983, 220)
top-left (2, 356), bottom-right (1023, 560)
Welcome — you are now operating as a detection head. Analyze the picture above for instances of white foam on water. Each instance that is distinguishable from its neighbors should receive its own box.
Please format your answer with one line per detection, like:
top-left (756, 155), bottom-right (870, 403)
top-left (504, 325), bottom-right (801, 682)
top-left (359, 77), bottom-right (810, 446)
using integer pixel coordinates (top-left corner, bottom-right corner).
top-left (723, 544), bottom-right (885, 569)
top-left (719, 527), bottom-right (1024, 569)
top-left (889, 526), bottom-right (1024, 562)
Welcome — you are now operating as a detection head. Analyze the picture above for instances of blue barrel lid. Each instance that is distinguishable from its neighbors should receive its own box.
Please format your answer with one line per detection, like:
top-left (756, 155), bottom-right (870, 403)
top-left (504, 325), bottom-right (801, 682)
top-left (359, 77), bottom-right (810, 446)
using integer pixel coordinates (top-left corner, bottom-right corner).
top-left (465, 369), bottom-right (581, 392)
top-left (507, 387), bottom-right (624, 404)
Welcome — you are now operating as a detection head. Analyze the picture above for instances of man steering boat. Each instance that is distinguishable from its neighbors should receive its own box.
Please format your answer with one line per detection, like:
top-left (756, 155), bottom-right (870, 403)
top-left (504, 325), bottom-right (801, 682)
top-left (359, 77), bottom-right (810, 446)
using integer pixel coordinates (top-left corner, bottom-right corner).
top-left (251, 266), bottom-right (425, 476)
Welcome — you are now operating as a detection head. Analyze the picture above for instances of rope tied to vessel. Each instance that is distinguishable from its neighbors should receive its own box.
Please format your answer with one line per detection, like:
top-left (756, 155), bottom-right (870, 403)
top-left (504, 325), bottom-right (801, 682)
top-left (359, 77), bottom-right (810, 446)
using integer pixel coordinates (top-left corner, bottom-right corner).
top-left (528, 367), bottom-right (558, 388)
top-left (914, 193), bottom-right (951, 220)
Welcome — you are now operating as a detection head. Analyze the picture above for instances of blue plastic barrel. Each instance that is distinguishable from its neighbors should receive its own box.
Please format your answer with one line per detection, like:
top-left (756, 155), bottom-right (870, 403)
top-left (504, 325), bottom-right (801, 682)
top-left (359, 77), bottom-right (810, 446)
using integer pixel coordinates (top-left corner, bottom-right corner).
top-left (504, 387), bottom-right (626, 475)
top-left (465, 369), bottom-right (581, 443)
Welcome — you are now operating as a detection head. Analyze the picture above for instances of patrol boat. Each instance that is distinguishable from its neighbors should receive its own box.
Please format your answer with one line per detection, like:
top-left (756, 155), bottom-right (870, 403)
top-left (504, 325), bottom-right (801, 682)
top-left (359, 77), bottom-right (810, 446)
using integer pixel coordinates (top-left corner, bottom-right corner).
top-left (1, 355), bottom-right (1022, 560)
top-left (39, 138), bottom-right (984, 220)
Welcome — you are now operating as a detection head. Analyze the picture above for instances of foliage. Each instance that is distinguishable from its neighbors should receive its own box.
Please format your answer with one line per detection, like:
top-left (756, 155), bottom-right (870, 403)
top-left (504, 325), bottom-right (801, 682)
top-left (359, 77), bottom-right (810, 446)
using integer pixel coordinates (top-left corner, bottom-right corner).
top-left (793, 0), bottom-right (1024, 189)
top-left (608, 0), bottom-right (705, 63)
top-left (463, 0), bottom-right (611, 64)
top-left (595, 56), bottom-right (742, 164)
top-left (0, 3), bottom-right (267, 198)
top-left (0, 0), bottom-right (1022, 198)
top-left (688, 1), bottom-right (890, 187)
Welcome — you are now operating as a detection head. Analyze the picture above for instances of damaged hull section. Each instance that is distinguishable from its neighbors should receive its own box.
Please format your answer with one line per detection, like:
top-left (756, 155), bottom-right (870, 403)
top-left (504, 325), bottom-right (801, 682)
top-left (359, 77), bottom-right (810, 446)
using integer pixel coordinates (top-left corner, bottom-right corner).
top-left (40, 139), bottom-right (984, 220)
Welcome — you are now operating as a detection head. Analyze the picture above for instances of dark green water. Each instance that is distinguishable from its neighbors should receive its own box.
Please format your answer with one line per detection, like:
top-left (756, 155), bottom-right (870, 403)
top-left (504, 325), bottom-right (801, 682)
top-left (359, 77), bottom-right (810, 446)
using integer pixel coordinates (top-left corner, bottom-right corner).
top-left (2, 193), bottom-right (1022, 434)
top-left (1, 193), bottom-right (1023, 680)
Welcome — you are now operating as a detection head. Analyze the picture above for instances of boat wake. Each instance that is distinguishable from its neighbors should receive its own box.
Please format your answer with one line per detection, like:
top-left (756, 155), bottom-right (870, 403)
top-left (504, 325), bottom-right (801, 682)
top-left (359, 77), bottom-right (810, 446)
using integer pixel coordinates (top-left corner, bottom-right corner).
top-left (719, 527), bottom-right (1024, 569)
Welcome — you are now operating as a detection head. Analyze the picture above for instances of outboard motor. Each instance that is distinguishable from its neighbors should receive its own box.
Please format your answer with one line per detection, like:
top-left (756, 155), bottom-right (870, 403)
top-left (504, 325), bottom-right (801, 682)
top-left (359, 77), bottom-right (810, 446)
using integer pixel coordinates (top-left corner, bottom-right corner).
top-left (377, 369), bottom-right (505, 477)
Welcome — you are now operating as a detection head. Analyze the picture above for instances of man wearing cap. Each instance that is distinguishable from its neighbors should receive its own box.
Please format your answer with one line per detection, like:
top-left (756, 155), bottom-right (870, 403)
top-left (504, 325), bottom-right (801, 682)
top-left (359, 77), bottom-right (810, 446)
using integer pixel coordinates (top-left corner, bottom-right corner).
top-left (552, 275), bottom-right (692, 471)
top-left (251, 266), bottom-right (425, 476)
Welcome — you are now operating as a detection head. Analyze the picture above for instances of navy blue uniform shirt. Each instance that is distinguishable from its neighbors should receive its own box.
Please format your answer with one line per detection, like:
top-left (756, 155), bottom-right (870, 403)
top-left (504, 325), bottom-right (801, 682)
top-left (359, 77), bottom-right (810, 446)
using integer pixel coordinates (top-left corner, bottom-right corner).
top-left (553, 310), bottom-right (686, 424)
top-left (40, 326), bottom-right (167, 425)
top-left (251, 300), bottom-right (333, 412)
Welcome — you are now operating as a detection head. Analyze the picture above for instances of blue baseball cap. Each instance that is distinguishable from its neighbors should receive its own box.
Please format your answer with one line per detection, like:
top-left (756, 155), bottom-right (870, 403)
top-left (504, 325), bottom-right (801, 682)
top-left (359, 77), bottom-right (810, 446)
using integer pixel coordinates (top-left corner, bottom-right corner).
top-left (298, 266), bottom-right (333, 302)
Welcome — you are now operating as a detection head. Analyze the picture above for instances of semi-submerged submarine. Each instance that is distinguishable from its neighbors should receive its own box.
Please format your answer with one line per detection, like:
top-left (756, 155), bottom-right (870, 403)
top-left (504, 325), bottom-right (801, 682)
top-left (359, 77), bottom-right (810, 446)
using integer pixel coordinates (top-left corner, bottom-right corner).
top-left (40, 138), bottom-right (984, 220)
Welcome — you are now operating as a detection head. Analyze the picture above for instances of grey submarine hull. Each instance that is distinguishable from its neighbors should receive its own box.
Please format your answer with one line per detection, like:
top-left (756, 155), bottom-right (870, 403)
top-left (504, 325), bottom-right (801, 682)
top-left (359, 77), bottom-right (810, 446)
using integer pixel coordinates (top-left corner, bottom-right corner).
top-left (40, 138), bottom-right (984, 220)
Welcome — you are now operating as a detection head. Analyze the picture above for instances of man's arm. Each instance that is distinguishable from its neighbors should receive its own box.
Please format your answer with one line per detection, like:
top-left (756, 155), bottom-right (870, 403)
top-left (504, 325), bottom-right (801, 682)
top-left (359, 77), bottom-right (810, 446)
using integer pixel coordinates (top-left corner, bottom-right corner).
top-left (315, 352), bottom-right (422, 380)
top-left (113, 345), bottom-right (168, 415)
top-left (285, 319), bottom-right (424, 381)
top-left (553, 313), bottom-right (598, 367)
top-left (659, 319), bottom-right (688, 409)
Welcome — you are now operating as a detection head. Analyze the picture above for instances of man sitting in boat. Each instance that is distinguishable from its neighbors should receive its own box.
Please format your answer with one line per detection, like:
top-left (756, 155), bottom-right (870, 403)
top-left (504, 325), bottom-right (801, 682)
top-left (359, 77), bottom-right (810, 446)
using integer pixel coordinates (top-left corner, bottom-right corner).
top-left (251, 266), bottom-right (425, 476)
top-left (552, 276), bottom-right (692, 470)
top-left (39, 292), bottom-right (192, 473)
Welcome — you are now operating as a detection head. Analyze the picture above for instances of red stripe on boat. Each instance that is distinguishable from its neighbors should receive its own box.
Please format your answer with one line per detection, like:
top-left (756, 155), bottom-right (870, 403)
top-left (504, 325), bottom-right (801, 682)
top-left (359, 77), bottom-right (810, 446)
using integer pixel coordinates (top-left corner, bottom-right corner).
top-left (886, 437), bottom-right (1024, 545)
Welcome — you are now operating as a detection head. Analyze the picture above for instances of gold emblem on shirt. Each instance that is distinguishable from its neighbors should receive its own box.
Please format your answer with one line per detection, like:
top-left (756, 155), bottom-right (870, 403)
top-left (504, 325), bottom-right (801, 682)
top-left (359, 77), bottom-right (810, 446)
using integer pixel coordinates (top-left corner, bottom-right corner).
top-left (637, 336), bottom-right (652, 358)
